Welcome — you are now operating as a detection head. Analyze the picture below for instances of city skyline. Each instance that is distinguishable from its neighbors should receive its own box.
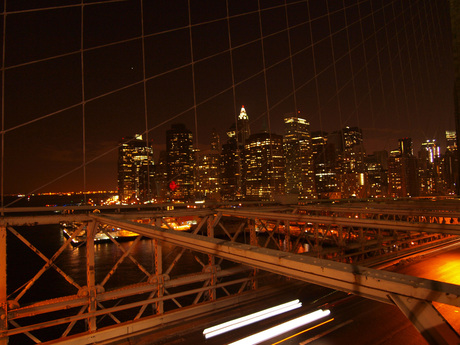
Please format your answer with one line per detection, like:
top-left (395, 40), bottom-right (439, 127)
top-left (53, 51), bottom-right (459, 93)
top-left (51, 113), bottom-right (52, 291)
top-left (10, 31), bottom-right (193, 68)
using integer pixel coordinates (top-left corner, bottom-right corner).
top-left (2, 104), bottom-right (457, 196)
top-left (113, 110), bottom-right (457, 204)
top-left (1, 0), bottom-right (455, 195)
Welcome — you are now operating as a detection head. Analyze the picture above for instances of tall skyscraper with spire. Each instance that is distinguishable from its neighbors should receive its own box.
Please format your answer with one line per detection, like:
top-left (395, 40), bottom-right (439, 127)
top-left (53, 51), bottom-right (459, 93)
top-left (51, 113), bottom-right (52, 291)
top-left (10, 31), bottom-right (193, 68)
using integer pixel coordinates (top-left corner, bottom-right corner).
top-left (237, 105), bottom-right (250, 146)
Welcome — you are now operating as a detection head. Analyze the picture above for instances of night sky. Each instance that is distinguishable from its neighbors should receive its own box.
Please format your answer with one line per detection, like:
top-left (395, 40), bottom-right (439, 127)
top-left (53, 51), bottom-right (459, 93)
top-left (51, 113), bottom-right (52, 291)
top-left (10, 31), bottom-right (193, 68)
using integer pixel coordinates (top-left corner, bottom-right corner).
top-left (1, 0), bottom-right (455, 195)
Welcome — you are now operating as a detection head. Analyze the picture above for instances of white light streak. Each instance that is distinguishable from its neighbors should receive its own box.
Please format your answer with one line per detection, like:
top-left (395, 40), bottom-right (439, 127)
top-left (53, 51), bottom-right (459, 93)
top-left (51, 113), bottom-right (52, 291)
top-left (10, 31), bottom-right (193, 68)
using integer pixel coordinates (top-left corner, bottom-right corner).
top-left (203, 299), bottom-right (302, 339)
top-left (228, 309), bottom-right (331, 345)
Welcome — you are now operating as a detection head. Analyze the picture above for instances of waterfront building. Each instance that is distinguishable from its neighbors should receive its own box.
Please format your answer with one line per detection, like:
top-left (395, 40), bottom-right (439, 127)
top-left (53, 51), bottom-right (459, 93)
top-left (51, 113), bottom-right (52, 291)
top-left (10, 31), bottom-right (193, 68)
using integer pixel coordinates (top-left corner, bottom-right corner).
top-left (117, 134), bottom-right (154, 203)
top-left (166, 124), bottom-right (195, 201)
top-left (244, 131), bottom-right (285, 201)
top-left (283, 113), bottom-right (316, 200)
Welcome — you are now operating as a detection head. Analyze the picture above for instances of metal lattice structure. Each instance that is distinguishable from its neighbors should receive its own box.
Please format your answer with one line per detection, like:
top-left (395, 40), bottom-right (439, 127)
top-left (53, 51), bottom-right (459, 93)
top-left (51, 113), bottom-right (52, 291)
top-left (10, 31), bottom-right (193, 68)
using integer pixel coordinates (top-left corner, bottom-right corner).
top-left (1, 200), bottom-right (460, 344)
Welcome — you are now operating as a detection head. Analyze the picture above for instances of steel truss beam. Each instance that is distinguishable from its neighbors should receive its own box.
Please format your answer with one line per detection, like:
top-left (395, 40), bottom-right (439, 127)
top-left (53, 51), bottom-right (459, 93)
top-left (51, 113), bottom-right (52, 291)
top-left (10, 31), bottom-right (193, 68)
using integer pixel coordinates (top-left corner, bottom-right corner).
top-left (31, 284), bottom-right (288, 345)
top-left (1, 201), bottom-right (460, 344)
top-left (92, 214), bottom-right (460, 345)
top-left (92, 215), bottom-right (460, 307)
top-left (3, 214), bottom-right (260, 344)
top-left (217, 209), bottom-right (460, 236)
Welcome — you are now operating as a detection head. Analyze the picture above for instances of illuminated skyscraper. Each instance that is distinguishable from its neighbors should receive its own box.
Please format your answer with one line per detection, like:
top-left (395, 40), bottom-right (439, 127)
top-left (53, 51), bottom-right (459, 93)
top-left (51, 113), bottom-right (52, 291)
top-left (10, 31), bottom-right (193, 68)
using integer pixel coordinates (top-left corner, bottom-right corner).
top-left (365, 151), bottom-right (388, 198)
top-left (220, 133), bottom-right (240, 200)
top-left (399, 138), bottom-right (413, 156)
top-left (446, 131), bottom-right (457, 151)
top-left (419, 139), bottom-right (441, 195)
top-left (166, 124), bottom-right (194, 201)
top-left (237, 105), bottom-right (250, 146)
top-left (420, 140), bottom-right (440, 163)
top-left (117, 134), bottom-right (154, 203)
top-left (244, 132), bottom-right (284, 201)
top-left (340, 126), bottom-right (365, 173)
top-left (311, 131), bottom-right (339, 198)
top-left (442, 131), bottom-right (458, 194)
top-left (221, 106), bottom-right (250, 200)
top-left (335, 127), bottom-right (366, 198)
top-left (195, 130), bottom-right (221, 200)
top-left (388, 141), bottom-right (419, 198)
top-left (283, 114), bottom-right (316, 199)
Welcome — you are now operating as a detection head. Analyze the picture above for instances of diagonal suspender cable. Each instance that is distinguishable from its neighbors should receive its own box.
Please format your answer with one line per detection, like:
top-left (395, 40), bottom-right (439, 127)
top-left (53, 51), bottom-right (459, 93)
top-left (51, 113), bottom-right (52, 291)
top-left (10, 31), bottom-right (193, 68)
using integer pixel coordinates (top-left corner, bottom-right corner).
top-left (257, 0), bottom-right (277, 201)
top-left (0, 0), bottom-right (453, 202)
top-left (225, 0), bottom-right (242, 195)
top-left (140, 0), bottom-right (151, 201)
top-left (80, 0), bottom-right (87, 203)
top-left (326, 1), bottom-right (344, 133)
top-left (188, 0), bottom-right (199, 156)
top-left (284, 0), bottom-right (298, 115)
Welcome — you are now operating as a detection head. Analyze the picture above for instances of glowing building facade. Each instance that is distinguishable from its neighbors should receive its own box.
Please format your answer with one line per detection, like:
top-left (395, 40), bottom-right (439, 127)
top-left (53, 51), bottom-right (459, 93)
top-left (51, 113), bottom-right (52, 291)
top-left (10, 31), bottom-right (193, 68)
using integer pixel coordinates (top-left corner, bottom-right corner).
top-left (419, 139), bottom-right (441, 195)
top-left (195, 130), bottom-right (221, 200)
top-left (237, 105), bottom-right (251, 146)
top-left (312, 131), bottom-right (339, 198)
top-left (117, 134), bottom-right (154, 203)
top-left (166, 124), bottom-right (195, 201)
top-left (388, 139), bottom-right (419, 198)
top-left (283, 114), bottom-right (316, 199)
top-left (244, 132), bottom-right (285, 201)
top-left (442, 131), bottom-right (458, 194)
top-left (334, 127), bottom-right (366, 198)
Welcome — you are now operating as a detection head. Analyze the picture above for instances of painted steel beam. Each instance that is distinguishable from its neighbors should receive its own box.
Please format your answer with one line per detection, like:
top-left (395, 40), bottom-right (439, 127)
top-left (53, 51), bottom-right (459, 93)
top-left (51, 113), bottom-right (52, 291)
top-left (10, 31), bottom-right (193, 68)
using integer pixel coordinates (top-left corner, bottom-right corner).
top-left (92, 215), bottom-right (460, 308)
top-left (8, 265), bottom-right (253, 320)
top-left (216, 209), bottom-right (460, 235)
top-left (0, 209), bottom-right (213, 226)
top-left (0, 226), bottom-right (7, 345)
top-left (298, 204), bottom-right (460, 218)
top-left (34, 285), bottom-right (289, 345)
top-left (390, 294), bottom-right (460, 345)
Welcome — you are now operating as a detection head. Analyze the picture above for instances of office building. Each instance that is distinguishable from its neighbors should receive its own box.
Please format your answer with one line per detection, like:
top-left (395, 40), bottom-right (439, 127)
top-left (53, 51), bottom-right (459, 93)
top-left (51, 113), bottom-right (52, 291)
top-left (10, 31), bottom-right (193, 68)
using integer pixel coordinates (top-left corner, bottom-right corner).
top-left (311, 131), bottom-right (339, 198)
top-left (283, 114), bottom-right (316, 199)
top-left (117, 134), bottom-right (154, 203)
top-left (166, 124), bottom-right (195, 201)
top-left (244, 132), bottom-right (285, 201)
top-left (195, 130), bottom-right (221, 200)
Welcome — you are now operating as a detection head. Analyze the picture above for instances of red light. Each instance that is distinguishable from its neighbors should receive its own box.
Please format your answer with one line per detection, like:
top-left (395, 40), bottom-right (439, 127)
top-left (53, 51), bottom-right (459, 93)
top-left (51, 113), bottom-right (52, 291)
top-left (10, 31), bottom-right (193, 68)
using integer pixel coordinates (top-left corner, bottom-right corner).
top-left (169, 181), bottom-right (177, 190)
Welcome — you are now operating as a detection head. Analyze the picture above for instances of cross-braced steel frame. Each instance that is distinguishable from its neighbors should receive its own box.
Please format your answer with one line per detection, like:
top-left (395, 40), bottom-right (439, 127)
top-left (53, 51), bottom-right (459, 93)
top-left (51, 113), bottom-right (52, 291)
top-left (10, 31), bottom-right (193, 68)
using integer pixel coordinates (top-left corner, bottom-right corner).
top-left (1, 201), bottom-right (460, 344)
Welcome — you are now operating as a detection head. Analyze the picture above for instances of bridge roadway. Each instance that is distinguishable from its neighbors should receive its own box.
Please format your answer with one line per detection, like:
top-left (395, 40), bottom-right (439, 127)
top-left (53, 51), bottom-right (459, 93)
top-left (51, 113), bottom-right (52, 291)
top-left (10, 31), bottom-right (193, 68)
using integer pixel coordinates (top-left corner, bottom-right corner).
top-left (1, 201), bottom-right (460, 345)
top-left (173, 243), bottom-right (460, 344)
